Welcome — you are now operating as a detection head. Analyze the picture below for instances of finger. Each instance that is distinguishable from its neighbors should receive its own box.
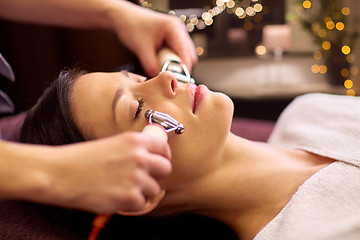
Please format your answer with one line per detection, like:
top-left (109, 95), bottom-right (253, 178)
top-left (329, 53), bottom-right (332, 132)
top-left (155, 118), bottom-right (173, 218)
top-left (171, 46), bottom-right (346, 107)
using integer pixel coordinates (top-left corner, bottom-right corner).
top-left (118, 188), bottom-right (147, 213)
top-left (165, 29), bottom-right (198, 72)
top-left (115, 172), bottom-right (161, 214)
top-left (145, 154), bottom-right (172, 180)
top-left (137, 46), bottom-right (160, 77)
top-left (172, 33), bottom-right (198, 71)
top-left (178, 47), bottom-right (198, 74)
top-left (138, 171), bottom-right (162, 199)
top-left (140, 134), bottom-right (171, 160)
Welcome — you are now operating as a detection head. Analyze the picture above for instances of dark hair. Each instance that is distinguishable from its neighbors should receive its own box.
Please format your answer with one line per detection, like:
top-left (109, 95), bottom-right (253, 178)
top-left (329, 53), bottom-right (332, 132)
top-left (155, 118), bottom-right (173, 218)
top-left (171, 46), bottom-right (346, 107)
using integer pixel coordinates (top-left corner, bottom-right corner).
top-left (20, 68), bottom-right (87, 145)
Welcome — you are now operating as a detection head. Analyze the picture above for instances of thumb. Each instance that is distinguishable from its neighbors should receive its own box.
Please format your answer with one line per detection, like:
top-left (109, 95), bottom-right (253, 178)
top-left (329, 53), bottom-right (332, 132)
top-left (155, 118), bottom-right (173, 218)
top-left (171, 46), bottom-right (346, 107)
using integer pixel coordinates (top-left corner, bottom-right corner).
top-left (137, 47), bottom-right (160, 77)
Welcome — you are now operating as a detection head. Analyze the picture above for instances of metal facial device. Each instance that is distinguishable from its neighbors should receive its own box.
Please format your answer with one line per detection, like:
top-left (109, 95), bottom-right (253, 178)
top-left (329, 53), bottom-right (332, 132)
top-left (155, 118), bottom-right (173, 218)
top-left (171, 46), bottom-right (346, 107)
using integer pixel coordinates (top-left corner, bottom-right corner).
top-left (158, 48), bottom-right (195, 84)
top-left (145, 109), bottom-right (184, 134)
top-left (161, 59), bottom-right (195, 84)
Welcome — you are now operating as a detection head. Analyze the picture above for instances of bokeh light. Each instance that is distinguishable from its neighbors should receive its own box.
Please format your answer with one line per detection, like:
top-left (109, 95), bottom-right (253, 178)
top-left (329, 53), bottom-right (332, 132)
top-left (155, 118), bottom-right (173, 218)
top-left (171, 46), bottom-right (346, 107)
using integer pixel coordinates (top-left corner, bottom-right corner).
top-left (255, 45), bottom-right (267, 56)
top-left (196, 47), bottom-right (204, 56)
top-left (342, 45), bottom-right (351, 55)
top-left (313, 51), bottom-right (322, 60)
top-left (202, 12), bottom-right (211, 21)
top-left (341, 68), bottom-right (350, 77)
top-left (324, 17), bottom-right (333, 23)
top-left (322, 41), bottom-right (331, 50)
top-left (319, 65), bottom-right (327, 74)
top-left (303, 0), bottom-right (312, 9)
top-left (216, 0), bottom-right (225, 6)
top-left (246, 6), bottom-right (256, 16)
top-left (311, 64), bottom-right (320, 73)
top-left (336, 22), bottom-right (345, 31)
top-left (318, 29), bottom-right (327, 38)
top-left (346, 54), bottom-right (356, 63)
top-left (235, 7), bottom-right (245, 16)
top-left (326, 20), bottom-right (335, 30)
top-left (346, 89), bottom-right (355, 96)
top-left (344, 80), bottom-right (353, 89)
top-left (179, 15), bottom-right (186, 22)
top-left (350, 66), bottom-right (359, 76)
top-left (254, 3), bottom-right (263, 12)
top-left (341, 7), bottom-right (350, 16)
top-left (205, 18), bottom-right (214, 26)
top-left (186, 23), bottom-right (194, 32)
top-left (226, 0), bottom-right (236, 8)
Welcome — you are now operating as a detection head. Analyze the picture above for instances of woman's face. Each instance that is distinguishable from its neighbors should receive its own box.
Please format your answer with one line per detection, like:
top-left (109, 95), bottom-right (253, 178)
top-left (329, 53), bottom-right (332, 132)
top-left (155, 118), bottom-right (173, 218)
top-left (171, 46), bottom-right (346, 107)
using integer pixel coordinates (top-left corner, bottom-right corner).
top-left (70, 71), bottom-right (234, 188)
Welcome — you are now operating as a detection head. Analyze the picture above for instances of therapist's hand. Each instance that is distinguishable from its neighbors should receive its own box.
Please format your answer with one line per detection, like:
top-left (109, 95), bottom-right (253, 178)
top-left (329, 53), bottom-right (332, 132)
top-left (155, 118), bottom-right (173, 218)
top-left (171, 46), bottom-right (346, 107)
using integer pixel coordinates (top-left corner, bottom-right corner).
top-left (109, 1), bottom-right (198, 77)
top-left (9, 132), bottom-right (171, 214)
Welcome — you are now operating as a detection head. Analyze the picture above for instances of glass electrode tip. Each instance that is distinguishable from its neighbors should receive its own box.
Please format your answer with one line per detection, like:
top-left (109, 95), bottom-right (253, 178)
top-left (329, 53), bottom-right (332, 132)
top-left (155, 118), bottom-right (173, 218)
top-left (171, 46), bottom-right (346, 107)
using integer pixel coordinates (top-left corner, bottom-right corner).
top-left (145, 110), bottom-right (184, 134)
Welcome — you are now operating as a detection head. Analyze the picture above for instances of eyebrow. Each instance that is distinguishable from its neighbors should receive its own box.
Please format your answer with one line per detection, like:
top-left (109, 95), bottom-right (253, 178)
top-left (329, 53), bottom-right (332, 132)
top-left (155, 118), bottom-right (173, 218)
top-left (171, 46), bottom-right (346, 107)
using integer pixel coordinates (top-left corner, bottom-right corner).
top-left (112, 87), bottom-right (124, 123)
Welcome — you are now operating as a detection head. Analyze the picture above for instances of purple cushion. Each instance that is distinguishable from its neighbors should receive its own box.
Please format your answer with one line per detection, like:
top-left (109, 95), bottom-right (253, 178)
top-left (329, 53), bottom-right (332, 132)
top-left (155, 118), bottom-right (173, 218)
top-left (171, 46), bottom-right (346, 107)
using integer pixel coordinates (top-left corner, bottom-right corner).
top-left (0, 112), bottom-right (26, 142)
top-left (231, 118), bottom-right (275, 142)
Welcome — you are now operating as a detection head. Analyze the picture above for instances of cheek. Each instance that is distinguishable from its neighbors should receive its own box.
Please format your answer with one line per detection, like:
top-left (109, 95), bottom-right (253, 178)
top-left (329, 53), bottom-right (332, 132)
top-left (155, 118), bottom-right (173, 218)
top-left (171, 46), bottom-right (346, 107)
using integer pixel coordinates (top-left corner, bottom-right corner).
top-left (163, 93), bottom-right (233, 188)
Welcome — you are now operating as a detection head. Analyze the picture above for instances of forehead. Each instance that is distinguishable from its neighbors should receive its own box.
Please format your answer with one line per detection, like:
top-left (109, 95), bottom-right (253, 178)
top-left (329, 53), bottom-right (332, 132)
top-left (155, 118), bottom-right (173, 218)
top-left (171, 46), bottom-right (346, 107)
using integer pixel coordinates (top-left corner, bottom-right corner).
top-left (70, 72), bottom-right (125, 139)
top-left (74, 72), bottom-right (121, 88)
top-left (71, 72), bottom-right (130, 102)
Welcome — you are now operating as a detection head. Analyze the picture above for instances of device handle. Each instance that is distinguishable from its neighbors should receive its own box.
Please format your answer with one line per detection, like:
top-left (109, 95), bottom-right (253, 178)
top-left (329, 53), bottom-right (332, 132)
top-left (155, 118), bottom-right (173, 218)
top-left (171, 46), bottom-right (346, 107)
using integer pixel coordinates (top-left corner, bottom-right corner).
top-left (158, 47), bottom-right (181, 67)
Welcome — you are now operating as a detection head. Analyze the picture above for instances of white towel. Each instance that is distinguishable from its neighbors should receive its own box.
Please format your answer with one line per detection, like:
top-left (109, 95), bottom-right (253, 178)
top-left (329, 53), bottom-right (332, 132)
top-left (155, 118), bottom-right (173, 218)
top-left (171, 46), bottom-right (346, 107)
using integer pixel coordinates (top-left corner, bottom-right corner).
top-left (269, 93), bottom-right (360, 166)
top-left (254, 93), bottom-right (360, 240)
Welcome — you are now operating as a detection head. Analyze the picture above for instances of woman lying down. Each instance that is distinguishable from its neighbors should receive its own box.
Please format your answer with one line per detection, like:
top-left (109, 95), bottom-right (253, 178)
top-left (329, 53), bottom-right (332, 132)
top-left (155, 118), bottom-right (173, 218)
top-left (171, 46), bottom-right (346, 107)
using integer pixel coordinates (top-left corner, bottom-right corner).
top-left (20, 69), bottom-right (360, 240)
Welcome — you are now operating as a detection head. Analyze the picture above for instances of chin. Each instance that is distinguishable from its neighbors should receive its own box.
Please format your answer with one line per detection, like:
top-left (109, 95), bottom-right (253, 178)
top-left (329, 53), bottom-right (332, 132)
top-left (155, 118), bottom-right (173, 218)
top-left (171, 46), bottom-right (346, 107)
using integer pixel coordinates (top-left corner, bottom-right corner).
top-left (197, 91), bottom-right (233, 151)
top-left (213, 91), bottom-right (234, 125)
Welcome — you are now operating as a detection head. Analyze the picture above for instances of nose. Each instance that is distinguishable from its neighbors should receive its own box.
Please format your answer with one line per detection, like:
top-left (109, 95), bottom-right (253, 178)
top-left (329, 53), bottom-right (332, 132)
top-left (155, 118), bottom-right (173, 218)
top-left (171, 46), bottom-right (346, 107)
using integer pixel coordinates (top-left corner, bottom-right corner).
top-left (153, 71), bottom-right (178, 98)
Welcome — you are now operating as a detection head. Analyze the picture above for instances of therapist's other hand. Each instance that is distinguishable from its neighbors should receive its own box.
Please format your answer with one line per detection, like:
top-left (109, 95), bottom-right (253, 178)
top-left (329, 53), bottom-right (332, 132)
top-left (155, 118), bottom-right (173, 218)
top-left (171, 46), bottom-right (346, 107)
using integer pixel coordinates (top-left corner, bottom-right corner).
top-left (109, 1), bottom-right (198, 77)
top-left (21, 132), bottom-right (171, 214)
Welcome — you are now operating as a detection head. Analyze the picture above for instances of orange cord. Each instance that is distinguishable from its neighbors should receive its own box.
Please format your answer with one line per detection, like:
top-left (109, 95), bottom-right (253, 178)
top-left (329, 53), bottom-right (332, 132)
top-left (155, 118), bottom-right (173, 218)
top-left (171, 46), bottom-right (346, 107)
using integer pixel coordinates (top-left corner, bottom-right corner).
top-left (88, 214), bottom-right (112, 240)
top-left (88, 190), bottom-right (166, 239)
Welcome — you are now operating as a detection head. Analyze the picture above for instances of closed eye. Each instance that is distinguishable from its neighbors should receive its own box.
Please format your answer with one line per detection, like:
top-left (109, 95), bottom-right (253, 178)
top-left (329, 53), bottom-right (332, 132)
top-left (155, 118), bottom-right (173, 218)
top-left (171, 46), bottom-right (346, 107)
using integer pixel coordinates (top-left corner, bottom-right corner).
top-left (134, 99), bottom-right (144, 120)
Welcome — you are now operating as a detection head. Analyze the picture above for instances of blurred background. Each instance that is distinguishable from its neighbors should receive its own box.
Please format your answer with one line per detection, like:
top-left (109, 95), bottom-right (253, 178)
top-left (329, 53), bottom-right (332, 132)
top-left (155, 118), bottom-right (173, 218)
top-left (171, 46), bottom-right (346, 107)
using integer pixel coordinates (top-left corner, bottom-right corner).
top-left (0, 0), bottom-right (359, 121)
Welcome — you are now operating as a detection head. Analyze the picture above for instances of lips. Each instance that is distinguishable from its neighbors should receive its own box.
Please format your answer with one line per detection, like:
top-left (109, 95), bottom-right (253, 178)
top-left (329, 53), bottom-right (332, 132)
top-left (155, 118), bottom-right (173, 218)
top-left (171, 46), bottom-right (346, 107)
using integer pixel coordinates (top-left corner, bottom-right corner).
top-left (190, 84), bottom-right (208, 113)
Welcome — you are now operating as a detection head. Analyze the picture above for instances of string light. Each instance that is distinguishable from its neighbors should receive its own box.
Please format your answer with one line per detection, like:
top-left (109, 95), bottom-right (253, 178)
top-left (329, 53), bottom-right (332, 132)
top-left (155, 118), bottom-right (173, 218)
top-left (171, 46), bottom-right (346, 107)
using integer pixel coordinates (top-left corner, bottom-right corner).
top-left (138, 0), bottom-right (263, 33)
top-left (296, 0), bottom-right (358, 94)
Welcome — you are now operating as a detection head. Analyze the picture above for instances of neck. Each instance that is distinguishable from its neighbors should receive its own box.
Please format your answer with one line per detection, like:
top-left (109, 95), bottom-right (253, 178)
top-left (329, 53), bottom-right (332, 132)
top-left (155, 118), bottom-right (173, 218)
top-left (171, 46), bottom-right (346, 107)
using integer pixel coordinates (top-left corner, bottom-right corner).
top-left (161, 133), bottom-right (333, 240)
